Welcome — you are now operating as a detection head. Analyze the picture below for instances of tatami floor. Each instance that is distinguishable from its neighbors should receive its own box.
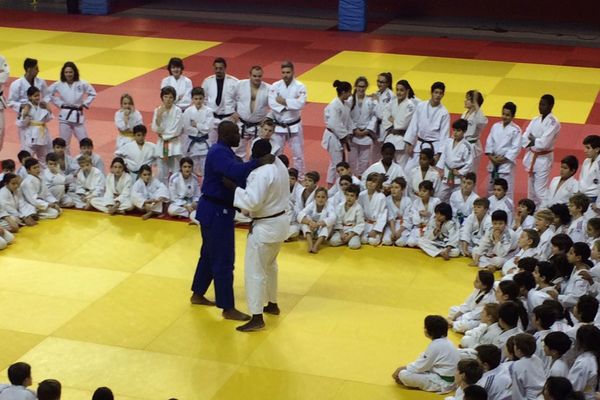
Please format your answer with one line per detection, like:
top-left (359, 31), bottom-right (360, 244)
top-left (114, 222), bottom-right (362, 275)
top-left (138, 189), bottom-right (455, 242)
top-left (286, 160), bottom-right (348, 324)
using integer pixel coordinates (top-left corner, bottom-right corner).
top-left (1, 210), bottom-right (474, 400)
top-left (1, 9), bottom-right (600, 399)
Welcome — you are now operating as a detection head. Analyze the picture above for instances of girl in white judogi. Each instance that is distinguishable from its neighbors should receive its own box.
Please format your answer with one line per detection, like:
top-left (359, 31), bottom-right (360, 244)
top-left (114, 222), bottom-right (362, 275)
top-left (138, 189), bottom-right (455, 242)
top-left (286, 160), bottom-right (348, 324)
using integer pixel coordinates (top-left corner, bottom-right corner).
top-left (403, 180), bottom-right (440, 248)
top-left (448, 270), bottom-right (496, 333)
top-left (461, 90), bottom-right (488, 173)
top-left (322, 80), bottom-right (353, 185)
top-left (131, 165), bottom-right (170, 220)
top-left (540, 155), bottom-right (579, 209)
top-left (359, 172), bottom-right (387, 246)
top-left (459, 303), bottom-right (502, 352)
top-left (372, 72), bottom-right (394, 158)
top-left (152, 86), bottom-right (183, 184)
top-left (381, 80), bottom-right (417, 168)
top-left (47, 62), bottom-right (96, 151)
top-left (42, 153), bottom-right (74, 208)
top-left (0, 173), bottom-right (36, 227)
top-left (20, 158), bottom-right (60, 219)
top-left (348, 77), bottom-right (377, 177)
top-left (90, 157), bottom-right (133, 215)
top-left (160, 57), bottom-right (193, 110)
top-left (182, 87), bottom-right (214, 176)
top-left (382, 177), bottom-right (411, 246)
top-left (330, 184), bottom-right (364, 249)
top-left (114, 93), bottom-right (144, 150)
top-left (459, 198), bottom-right (492, 257)
top-left (568, 325), bottom-right (600, 400)
top-left (298, 187), bottom-right (336, 253)
top-left (407, 148), bottom-right (441, 199)
top-left (73, 155), bottom-right (105, 210)
top-left (522, 94), bottom-right (561, 205)
top-left (167, 157), bottom-right (200, 224)
top-left (418, 202), bottom-right (460, 259)
top-left (484, 102), bottom-right (522, 202)
top-left (16, 86), bottom-right (52, 162)
top-left (436, 119), bottom-right (473, 202)
top-left (115, 124), bottom-right (157, 180)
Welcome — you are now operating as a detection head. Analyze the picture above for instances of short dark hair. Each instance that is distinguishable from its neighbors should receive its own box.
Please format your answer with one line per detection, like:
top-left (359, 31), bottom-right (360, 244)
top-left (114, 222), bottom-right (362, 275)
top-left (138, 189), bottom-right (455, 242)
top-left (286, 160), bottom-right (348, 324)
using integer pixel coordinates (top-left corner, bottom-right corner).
top-left (463, 385), bottom-right (488, 400)
top-left (541, 94), bottom-right (555, 107)
top-left (513, 271), bottom-right (536, 292)
top-left (133, 124), bottom-right (147, 135)
top-left (288, 168), bottom-right (298, 179)
top-left (167, 57), bottom-right (184, 73)
top-left (79, 137), bottom-right (93, 148)
top-left (305, 171), bottom-right (320, 183)
top-left (498, 301), bottom-right (519, 328)
top-left (381, 142), bottom-right (396, 153)
top-left (549, 204), bottom-right (571, 226)
top-left (503, 102), bottom-right (517, 117)
top-left (544, 331), bottom-right (572, 356)
top-left (560, 155), bottom-right (579, 172)
top-left (37, 379), bottom-right (61, 400)
top-left (434, 202), bottom-right (453, 221)
top-left (46, 152), bottom-right (59, 163)
top-left (1, 159), bottom-right (16, 171)
top-left (583, 135), bottom-right (600, 149)
top-left (517, 257), bottom-right (537, 273)
top-left (8, 362), bottom-right (31, 385)
top-left (27, 86), bottom-right (40, 97)
top-left (463, 172), bottom-right (476, 183)
top-left (452, 118), bottom-right (469, 132)
top-left (569, 193), bottom-right (590, 213)
top-left (588, 218), bottom-right (600, 234)
top-left (160, 86), bottom-right (177, 100)
top-left (52, 138), bottom-right (67, 148)
top-left (278, 154), bottom-right (290, 168)
top-left (24, 158), bottom-right (39, 170)
top-left (179, 157), bottom-right (194, 169)
top-left (251, 138), bottom-right (272, 159)
top-left (522, 229), bottom-right (540, 247)
top-left (576, 295), bottom-right (600, 323)
top-left (431, 81), bottom-right (445, 93)
top-left (391, 176), bottom-right (407, 189)
top-left (473, 197), bottom-right (490, 209)
top-left (518, 198), bottom-right (536, 215)
top-left (213, 57), bottom-right (227, 67)
top-left (418, 179), bottom-right (434, 193)
top-left (191, 87), bottom-right (204, 97)
top-left (345, 184), bottom-right (360, 196)
top-left (23, 57), bottom-right (38, 71)
top-left (424, 315), bottom-right (448, 339)
top-left (513, 333), bottom-right (537, 357)
top-left (336, 161), bottom-right (350, 169)
top-left (533, 304), bottom-right (557, 330)
top-left (92, 387), bottom-right (114, 400)
top-left (536, 261), bottom-right (557, 284)
top-left (457, 359), bottom-right (483, 385)
top-left (475, 344), bottom-right (501, 369)
top-left (493, 178), bottom-right (508, 191)
top-left (491, 210), bottom-right (508, 223)
top-left (281, 60), bottom-right (293, 70)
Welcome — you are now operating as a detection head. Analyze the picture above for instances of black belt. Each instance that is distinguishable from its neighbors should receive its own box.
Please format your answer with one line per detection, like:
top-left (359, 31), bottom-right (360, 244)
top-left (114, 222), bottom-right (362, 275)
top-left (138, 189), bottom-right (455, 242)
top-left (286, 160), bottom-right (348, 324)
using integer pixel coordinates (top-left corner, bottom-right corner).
top-left (467, 139), bottom-right (478, 144)
top-left (61, 105), bottom-right (83, 123)
top-left (274, 118), bottom-right (301, 128)
top-left (253, 210), bottom-right (286, 221)
top-left (201, 194), bottom-right (235, 209)
top-left (213, 112), bottom-right (233, 119)
top-left (240, 117), bottom-right (260, 138)
top-left (417, 137), bottom-right (436, 151)
top-left (187, 134), bottom-right (209, 152)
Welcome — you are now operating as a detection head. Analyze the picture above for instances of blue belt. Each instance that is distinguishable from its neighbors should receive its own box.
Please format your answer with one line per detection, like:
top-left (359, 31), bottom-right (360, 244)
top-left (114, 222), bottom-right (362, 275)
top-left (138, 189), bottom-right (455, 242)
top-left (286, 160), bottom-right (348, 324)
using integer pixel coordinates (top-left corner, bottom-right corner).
top-left (187, 134), bottom-right (209, 153)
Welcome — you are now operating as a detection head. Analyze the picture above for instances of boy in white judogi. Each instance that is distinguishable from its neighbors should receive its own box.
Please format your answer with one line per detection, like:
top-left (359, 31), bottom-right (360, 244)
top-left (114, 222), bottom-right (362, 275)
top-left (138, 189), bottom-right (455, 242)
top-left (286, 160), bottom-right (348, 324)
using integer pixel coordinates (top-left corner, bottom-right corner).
top-left (501, 229), bottom-right (540, 277)
top-left (522, 94), bottom-right (561, 205)
top-left (347, 79), bottom-right (377, 176)
top-left (16, 86), bottom-right (52, 162)
top-left (250, 120), bottom-right (281, 157)
top-left (160, 57), bottom-right (193, 110)
top-left (167, 157), bottom-right (200, 224)
top-left (471, 210), bottom-right (517, 269)
top-left (484, 102), bottom-right (521, 201)
top-left (541, 155), bottom-right (579, 209)
top-left (403, 180), bottom-right (441, 248)
top-left (579, 135), bottom-right (600, 202)
top-left (114, 94), bottom-right (144, 150)
top-left (534, 209), bottom-right (555, 261)
top-left (202, 58), bottom-right (238, 145)
top-left (418, 202), bottom-right (460, 259)
top-left (330, 184), bottom-right (364, 249)
top-left (20, 158), bottom-right (60, 219)
top-left (475, 345), bottom-right (512, 400)
top-left (77, 138), bottom-right (104, 173)
top-left (73, 155), bottom-right (105, 210)
top-left (407, 148), bottom-right (441, 199)
top-left (382, 176), bottom-right (411, 246)
top-left (459, 304), bottom-right (501, 350)
top-left (404, 82), bottom-right (450, 171)
top-left (131, 165), bottom-right (170, 219)
top-left (436, 119), bottom-right (473, 202)
top-left (42, 153), bottom-right (74, 208)
top-left (359, 173), bottom-right (387, 246)
top-left (361, 142), bottom-right (404, 192)
top-left (268, 62), bottom-right (307, 178)
top-left (567, 193), bottom-right (589, 243)
top-left (182, 87), bottom-right (214, 176)
top-left (381, 81), bottom-right (417, 168)
top-left (460, 198), bottom-right (492, 257)
top-left (450, 172), bottom-right (478, 226)
top-left (0, 55), bottom-right (9, 151)
top-left (90, 158), bottom-right (133, 214)
top-left (152, 86), bottom-right (183, 184)
top-left (115, 124), bottom-right (157, 179)
top-left (394, 315), bottom-right (460, 393)
top-left (322, 81), bottom-right (353, 185)
top-left (510, 333), bottom-right (546, 400)
top-left (232, 66), bottom-right (270, 160)
top-left (489, 178), bottom-right (513, 225)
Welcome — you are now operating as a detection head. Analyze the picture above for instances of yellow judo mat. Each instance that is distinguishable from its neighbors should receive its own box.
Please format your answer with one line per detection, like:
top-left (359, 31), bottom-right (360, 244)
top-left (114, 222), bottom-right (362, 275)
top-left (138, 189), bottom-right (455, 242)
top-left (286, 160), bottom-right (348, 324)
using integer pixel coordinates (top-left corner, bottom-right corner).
top-left (0, 210), bottom-right (476, 400)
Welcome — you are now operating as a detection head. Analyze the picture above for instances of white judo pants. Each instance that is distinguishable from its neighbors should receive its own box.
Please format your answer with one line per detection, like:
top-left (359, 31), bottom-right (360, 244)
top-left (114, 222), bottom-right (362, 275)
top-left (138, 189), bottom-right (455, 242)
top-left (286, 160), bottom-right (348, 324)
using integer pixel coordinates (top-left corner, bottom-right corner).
top-left (244, 232), bottom-right (281, 315)
top-left (382, 221), bottom-right (410, 246)
top-left (418, 237), bottom-right (460, 258)
top-left (0, 109), bottom-right (4, 151)
top-left (90, 197), bottom-right (133, 214)
top-left (329, 231), bottom-right (361, 249)
top-left (167, 203), bottom-right (198, 224)
top-left (349, 142), bottom-right (372, 177)
top-left (0, 229), bottom-right (15, 250)
top-left (36, 206), bottom-right (60, 220)
top-left (157, 156), bottom-right (181, 185)
top-left (325, 145), bottom-right (344, 185)
top-left (398, 370), bottom-right (454, 393)
top-left (59, 121), bottom-right (87, 154)
top-left (528, 169), bottom-right (550, 206)
top-left (272, 128), bottom-right (305, 178)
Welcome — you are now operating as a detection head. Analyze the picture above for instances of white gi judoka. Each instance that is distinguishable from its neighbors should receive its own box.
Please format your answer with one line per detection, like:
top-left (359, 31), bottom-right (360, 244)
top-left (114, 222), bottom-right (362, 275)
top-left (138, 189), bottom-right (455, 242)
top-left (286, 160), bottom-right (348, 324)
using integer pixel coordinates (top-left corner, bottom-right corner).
top-left (114, 108), bottom-right (143, 150)
top-left (436, 137), bottom-right (473, 202)
top-left (47, 78), bottom-right (96, 150)
top-left (20, 174), bottom-right (59, 219)
top-left (460, 322), bottom-right (503, 350)
top-left (322, 96), bottom-right (352, 184)
top-left (42, 168), bottom-right (74, 208)
top-left (347, 94), bottom-right (376, 176)
top-left (449, 288), bottom-right (496, 333)
top-left (489, 194), bottom-right (514, 226)
top-left (16, 101), bottom-right (52, 161)
top-left (511, 354), bottom-right (545, 400)
top-left (407, 165), bottom-right (441, 199)
top-left (131, 177), bottom-right (170, 214)
top-left (472, 227), bottom-right (517, 268)
top-left (579, 155), bottom-right (600, 200)
top-left (268, 71), bottom-right (307, 177)
top-left (90, 172), bottom-right (133, 213)
top-left (330, 201), bottom-right (365, 249)
top-left (7, 71), bottom-right (48, 150)
top-left (568, 351), bottom-right (598, 400)
top-left (202, 73), bottom-right (238, 144)
top-left (382, 96), bottom-right (417, 168)
top-left (0, 55), bottom-right (9, 151)
top-left (152, 104), bottom-right (183, 183)
top-left (382, 194), bottom-right (412, 246)
top-left (233, 76), bottom-right (270, 159)
top-left (476, 365), bottom-right (512, 400)
top-left (233, 145), bottom-right (289, 331)
top-left (418, 218), bottom-right (460, 258)
top-left (358, 190), bottom-right (387, 245)
top-left (361, 160), bottom-right (404, 191)
top-left (541, 176), bottom-right (579, 209)
top-left (297, 201), bottom-right (336, 239)
top-left (484, 120), bottom-right (522, 201)
top-left (460, 213), bottom-right (492, 256)
top-left (462, 107), bottom-right (488, 173)
top-left (167, 171), bottom-right (200, 223)
top-left (372, 87), bottom-right (394, 161)
top-left (522, 110), bottom-right (561, 205)
top-left (449, 190), bottom-right (478, 226)
top-left (404, 196), bottom-right (441, 247)
top-left (404, 100), bottom-right (450, 171)
top-left (73, 166), bottom-right (105, 209)
top-left (115, 140), bottom-right (157, 179)
top-left (182, 103), bottom-right (214, 176)
top-left (161, 74), bottom-right (193, 110)
top-left (0, 185), bottom-right (36, 222)
top-left (0, 224), bottom-right (14, 250)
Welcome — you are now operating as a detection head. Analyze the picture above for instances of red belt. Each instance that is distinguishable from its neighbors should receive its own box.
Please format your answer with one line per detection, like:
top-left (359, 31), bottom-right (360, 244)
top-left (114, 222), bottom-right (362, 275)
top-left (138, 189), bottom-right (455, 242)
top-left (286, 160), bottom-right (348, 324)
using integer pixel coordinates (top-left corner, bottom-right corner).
top-left (529, 150), bottom-right (553, 176)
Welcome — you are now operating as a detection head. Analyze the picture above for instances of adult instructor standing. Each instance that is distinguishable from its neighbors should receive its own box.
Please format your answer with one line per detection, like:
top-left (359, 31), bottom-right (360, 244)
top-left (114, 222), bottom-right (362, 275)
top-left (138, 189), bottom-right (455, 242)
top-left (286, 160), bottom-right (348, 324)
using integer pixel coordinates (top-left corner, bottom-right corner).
top-left (190, 120), bottom-right (272, 321)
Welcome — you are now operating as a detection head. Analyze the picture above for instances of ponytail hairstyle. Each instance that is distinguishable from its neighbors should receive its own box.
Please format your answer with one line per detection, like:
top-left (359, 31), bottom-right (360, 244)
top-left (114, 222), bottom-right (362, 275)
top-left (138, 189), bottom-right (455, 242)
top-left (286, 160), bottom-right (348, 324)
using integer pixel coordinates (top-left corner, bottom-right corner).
top-left (110, 157), bottom-right (129, 173)
top-left (466, 89), bottom-right (484, 107)
top-left (351, 76), bottom-right (368, 111)
top-left (333, 80), bottom-right (351, 97)
top-left (378, 72), bottom-right (392, 90)
top-left (544, 377), bottom-right (585, 400)
top-left (396, 79), bottom-right (415, 99)
top-left (138, 164), bottom-right (152, 177)
top-left (475, 270), bottom-right (494, 304)
top-left (0, 173), bottom-right (18, 189)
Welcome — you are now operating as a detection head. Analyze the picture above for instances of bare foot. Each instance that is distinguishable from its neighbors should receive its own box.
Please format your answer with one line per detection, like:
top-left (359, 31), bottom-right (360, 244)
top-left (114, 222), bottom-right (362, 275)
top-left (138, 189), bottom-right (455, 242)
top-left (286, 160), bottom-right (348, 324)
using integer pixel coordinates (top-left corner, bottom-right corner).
top-left (142, 211), bottom-right (154, 220)
top-left (190, 294), bottom-right (216, 306)
top-left (222, 308), bottom-right (251, 321)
